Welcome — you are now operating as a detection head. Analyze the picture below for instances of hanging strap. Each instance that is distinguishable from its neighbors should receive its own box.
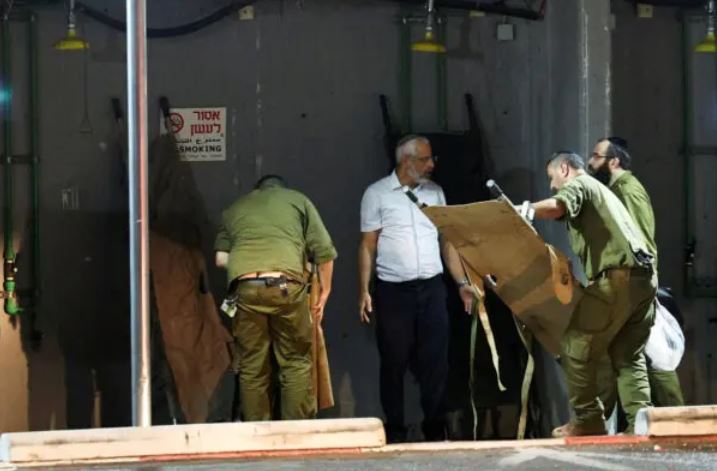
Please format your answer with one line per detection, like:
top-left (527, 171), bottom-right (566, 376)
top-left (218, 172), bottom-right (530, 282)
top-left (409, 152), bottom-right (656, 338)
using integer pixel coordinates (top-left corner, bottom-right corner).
top-left (469, 300), bottom-right (479, 440)
top-left (403, 188), bottom-right (428, 208)
top-left (512, 316), bottom-right (535, 440)
top-left (461, 258), bottom-right (506, 440)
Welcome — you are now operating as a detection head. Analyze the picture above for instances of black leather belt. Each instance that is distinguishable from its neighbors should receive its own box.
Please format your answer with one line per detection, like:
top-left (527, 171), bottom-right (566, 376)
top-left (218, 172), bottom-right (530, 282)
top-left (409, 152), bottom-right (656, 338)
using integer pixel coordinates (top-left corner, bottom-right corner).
top-left (237, 276), bottom-right (299, 286)
top-left (593, 266), bottom-right (651, 281)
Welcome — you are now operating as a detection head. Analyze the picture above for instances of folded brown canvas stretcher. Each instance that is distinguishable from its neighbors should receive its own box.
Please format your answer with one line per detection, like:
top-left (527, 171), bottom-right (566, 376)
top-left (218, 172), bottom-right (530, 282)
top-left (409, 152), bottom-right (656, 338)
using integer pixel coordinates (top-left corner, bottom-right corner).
top-left (424, 199), bottom-right (582, 355)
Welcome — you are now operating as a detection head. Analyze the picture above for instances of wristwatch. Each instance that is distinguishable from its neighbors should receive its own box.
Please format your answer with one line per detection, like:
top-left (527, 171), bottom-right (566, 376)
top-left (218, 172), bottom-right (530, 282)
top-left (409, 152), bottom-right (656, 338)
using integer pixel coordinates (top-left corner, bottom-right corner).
top-left (457, 277), bottom-right (470, 288)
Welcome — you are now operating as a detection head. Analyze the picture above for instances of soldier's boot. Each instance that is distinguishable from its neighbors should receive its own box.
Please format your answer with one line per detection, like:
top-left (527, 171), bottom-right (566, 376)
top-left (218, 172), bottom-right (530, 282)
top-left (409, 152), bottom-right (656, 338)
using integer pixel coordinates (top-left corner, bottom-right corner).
top-left (552, 420), bottom-right (607, 438)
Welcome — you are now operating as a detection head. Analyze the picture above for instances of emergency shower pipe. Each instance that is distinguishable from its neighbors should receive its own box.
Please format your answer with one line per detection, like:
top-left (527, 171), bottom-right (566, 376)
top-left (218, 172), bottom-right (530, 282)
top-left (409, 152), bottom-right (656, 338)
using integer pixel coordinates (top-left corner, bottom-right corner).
top-left (30, 12), bottom-right (41, 329)
top-left (2, 18), bottom-right (18, 316)
top-left (2, 11), bottom-right (41, 328)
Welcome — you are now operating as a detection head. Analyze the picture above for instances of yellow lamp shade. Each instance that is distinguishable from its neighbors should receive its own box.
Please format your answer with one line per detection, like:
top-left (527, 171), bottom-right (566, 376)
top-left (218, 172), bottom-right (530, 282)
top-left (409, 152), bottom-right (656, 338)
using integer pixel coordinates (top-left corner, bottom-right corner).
top-left (54, 27), bottom-right (89, 51)
top-left (412, 31), bottom-right (446, 54)
top-left (695, 31), bottom-right (716, 53)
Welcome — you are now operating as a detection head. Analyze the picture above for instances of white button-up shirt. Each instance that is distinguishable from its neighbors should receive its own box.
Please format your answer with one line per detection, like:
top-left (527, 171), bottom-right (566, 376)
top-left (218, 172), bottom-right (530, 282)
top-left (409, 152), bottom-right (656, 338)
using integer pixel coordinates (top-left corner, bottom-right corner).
top-left (360, 171), bottom-right (447, 283)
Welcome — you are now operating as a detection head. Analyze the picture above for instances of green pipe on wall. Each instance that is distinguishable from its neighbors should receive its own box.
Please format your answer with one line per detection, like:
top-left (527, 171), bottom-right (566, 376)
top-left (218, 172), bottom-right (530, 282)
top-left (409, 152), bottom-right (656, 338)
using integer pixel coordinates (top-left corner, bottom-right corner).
top-left (2, 18), bottom-right (20, 316)
top-left (29, 12), bottom-right (41, 327)
top-left (680, 14), bottom-right (694, 296)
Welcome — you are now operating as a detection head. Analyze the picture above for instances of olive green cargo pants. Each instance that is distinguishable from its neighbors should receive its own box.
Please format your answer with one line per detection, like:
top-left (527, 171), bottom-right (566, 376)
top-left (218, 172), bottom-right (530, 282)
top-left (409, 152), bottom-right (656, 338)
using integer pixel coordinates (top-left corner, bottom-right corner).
top-left (561, 268), bottom-right (656, 433)
top-left (598, 361), bottom-right (684, 419)
top-left (648, 369), bottom-right (684, 406)
top-left (233, 280), bottom-right (315, 421)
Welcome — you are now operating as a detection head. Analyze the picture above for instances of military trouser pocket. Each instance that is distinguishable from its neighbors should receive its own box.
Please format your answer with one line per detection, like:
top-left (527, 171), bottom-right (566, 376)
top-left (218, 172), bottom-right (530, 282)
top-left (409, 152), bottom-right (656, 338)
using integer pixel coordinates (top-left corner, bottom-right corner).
top-left (561, 332), bottom-right (592, 362)
top-left (574, 278), bottom-right (616, 334)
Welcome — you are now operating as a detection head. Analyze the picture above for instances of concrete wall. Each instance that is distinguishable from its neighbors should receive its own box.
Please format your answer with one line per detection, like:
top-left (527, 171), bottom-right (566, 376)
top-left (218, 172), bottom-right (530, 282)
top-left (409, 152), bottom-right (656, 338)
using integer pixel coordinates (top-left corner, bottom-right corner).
top-left (2, 0), bottom-right (609, 433)
top-left (610, 0), bottom-right (717, 405)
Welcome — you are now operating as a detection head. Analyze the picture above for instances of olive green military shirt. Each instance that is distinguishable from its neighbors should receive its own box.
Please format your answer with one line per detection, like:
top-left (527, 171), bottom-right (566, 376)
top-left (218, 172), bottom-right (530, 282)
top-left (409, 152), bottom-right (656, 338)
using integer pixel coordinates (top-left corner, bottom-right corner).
top-left (610, 171), bottom-right (658, 270)
top-left (214, 187), bottom-right (337, 285)
top-left (553, 174), bottom-right (650, 281)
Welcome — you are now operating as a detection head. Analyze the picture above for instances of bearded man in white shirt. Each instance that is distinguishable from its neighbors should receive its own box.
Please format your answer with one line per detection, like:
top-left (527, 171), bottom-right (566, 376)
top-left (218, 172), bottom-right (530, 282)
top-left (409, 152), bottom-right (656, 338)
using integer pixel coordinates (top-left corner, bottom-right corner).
top-left (358, 135), bottom-right (474, 443)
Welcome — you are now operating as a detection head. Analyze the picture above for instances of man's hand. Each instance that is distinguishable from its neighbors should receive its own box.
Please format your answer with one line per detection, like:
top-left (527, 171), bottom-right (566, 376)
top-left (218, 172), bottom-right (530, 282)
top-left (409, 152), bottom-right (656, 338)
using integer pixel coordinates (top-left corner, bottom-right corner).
top-left (358, 231), bottom-right (379, 324)
top-left (458, 284), bottom-right (475, 314)
top-left (311, 293), bottom-right (330, 324)
top-left (513, 200), bottom-right (535, 223)
top-left (310, 260), bottom-right (334, 325)
top-left (359, 291), bottom-right (373, 324)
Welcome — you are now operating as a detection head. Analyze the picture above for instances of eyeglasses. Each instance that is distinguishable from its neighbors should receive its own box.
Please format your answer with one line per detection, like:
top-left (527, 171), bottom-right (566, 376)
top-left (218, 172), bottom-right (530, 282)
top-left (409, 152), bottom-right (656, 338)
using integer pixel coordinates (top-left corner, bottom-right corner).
top-left (590, 153), bottom-right (612, 159)
top-left (413, 155), bottom-right (439, 163)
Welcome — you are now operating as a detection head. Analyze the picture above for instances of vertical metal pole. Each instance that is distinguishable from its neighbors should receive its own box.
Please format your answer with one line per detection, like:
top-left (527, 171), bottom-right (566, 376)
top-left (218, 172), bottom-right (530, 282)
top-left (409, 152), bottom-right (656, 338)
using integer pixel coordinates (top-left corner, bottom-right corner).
top-left (126, 0), bottom-right (151, 426)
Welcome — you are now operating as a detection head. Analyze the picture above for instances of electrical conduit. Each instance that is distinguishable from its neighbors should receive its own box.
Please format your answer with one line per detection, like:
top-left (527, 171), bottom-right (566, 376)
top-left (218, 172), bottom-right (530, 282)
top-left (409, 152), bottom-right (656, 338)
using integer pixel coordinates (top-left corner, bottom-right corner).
top-left (2, 18), bottom-right (20, 315)
top-left (30, 12), bottom-right (40, 326)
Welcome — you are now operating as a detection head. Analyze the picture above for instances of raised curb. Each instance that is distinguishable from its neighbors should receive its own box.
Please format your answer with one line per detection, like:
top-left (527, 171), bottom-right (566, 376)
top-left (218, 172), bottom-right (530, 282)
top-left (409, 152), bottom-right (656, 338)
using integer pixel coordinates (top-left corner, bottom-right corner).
top-left (0, 418), bottom-right (385, 465)
top-left (635, 405), bottom-right (717, 436)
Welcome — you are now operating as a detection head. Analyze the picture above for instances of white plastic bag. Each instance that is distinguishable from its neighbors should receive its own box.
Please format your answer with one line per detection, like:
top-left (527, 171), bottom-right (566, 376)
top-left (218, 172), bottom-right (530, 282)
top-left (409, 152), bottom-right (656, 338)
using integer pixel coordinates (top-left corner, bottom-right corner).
top-left (644, 300), bottom-right (685, 371)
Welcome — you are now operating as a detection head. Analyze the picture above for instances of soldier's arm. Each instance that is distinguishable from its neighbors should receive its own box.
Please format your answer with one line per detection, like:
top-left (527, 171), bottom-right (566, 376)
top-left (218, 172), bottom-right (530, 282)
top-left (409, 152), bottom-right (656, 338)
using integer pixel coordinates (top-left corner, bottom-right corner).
top-left (317, 260), bottom-right (334, 296)
top-left (531, 198), bottom-right (566, 220)
top-left (533, 179), bottom-right (585, 221)
top-left (303, 198), bottom-right (338, 322)
top-left (304, 198), bottom-right (338, 264)
top-left (311, 259), bottom-right (334, 324)
top-left (214, 216), bottom-right (231, 269)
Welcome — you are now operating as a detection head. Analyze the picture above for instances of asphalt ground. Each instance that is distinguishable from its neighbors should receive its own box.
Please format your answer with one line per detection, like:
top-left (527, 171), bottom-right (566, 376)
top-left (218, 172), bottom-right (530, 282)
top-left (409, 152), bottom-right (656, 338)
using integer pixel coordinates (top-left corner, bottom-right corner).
top-left (16, 440), bottom-right (717, 471)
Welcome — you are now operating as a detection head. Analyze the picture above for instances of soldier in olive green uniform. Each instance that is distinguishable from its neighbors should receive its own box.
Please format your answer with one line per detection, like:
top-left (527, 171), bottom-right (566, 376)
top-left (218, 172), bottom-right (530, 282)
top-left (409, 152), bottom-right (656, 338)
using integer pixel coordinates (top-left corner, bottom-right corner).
top-left (589, 138), bottom-right (684, 411)
top-left (530, 152), bottom-right (656, 436)
top-left (215, 175), bottom-right (337, 421)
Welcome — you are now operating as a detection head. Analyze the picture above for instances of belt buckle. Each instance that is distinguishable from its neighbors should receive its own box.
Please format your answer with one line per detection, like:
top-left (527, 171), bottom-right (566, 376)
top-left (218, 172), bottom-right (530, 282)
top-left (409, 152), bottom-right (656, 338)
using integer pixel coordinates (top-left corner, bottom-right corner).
top-left (278, 277), bottom-right (288, 296)
top-left (263, 276), bottom-right (289, 296)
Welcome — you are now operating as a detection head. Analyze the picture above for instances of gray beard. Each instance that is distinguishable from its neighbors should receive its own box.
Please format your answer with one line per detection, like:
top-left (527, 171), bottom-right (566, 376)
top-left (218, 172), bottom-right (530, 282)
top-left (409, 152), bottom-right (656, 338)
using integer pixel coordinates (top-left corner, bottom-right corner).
top-left (408, 166), bottom-right (430, 185)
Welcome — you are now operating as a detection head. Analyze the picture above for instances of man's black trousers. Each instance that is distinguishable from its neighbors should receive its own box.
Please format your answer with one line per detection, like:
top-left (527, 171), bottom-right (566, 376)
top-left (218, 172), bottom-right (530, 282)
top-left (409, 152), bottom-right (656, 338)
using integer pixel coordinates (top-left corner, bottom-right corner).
top-left (375, 274), bottom-right (449, 441)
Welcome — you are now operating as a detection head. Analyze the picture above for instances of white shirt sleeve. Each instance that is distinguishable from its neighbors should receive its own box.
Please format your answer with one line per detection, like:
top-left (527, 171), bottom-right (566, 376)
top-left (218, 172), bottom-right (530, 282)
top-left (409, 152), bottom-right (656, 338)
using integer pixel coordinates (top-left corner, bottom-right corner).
top-left (438, 187), bottom-right (447, 206)
top-left (360, 186), bottom-right (382, 232)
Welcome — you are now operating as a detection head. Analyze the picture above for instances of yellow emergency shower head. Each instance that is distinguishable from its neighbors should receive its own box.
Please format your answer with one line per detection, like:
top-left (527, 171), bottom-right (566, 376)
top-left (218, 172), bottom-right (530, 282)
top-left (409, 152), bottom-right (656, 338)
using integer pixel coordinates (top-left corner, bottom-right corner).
top-left (695, 32), bottom-right (716, 53)
top-left (54, 0), bottom-right (89, 51)
top-left (54, 27), bottom-right (90, 51)
top-left (412, 31), bottom-right (447, 54)
top-left (695, 0), bottom-right (716, 53)
top-left (412, 0), bottom-right (446, 54)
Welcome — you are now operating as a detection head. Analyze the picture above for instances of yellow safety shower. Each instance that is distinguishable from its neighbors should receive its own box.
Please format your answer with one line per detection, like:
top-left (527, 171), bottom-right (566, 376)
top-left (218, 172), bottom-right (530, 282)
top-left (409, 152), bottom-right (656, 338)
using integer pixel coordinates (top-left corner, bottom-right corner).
top-left (412, 0), bottom-right (446, 54)
top-left (54, 0), bottom-right (89, 51)
top-left (695, 0), bottom-right (716, 53)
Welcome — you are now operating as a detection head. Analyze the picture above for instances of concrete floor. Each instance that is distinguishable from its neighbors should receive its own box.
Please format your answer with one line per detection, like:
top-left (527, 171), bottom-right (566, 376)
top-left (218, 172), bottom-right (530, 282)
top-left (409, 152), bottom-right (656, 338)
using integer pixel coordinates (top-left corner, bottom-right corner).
top-left (22, 443), bottom-right (717, 471)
